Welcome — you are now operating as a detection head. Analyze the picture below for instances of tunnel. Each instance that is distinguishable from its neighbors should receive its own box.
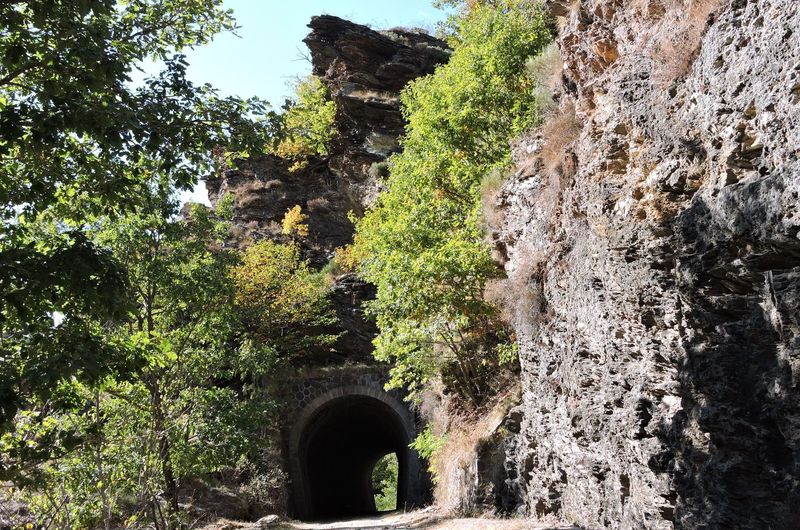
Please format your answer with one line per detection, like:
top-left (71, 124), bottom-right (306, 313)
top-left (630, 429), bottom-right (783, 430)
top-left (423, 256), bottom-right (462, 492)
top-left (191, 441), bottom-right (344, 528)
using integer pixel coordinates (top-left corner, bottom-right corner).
top-left (288, 386), bottom-right (424, 521)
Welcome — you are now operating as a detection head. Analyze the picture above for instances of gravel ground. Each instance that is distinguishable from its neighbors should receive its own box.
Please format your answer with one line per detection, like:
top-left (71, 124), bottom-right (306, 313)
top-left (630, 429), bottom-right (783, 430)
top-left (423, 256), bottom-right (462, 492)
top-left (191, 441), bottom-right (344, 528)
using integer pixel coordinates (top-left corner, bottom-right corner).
top-left (200, 508), bottom-right (579, 530)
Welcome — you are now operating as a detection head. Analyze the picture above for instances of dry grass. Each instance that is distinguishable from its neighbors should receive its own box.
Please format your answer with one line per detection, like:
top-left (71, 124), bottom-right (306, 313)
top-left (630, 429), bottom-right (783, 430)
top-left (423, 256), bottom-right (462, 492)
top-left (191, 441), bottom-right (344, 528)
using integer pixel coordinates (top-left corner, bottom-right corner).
top-left (306, 196), bottom-right (330, 212)
top-left (430, 385), bottom-right (521, 515)
top-left (234, 178), bottom-right (283, 194)
top-left (540, 101), bottom-right (581, 182)
top-left (485, 245), bottom-right (545, 338)
top-left (483, 104), bottom-right (580, 338)
top-left (479, 166), bottom-right (513, 231)
top-left (550, 0), bottom-right (582, 30)
top-left (650, 0), bottom-right (725, 86)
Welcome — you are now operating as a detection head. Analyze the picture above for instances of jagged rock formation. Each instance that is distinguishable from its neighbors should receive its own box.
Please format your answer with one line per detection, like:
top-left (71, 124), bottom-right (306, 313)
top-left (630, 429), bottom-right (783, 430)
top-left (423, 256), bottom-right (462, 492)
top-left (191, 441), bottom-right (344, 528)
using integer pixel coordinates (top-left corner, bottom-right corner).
top-left (304, 15), bottom-right (450, 200)
top-left (207, 16), bottom-right (448, 361)
top-left (490, 0), bottom-right (800, 528)
top-left (206, 16), bottom-right (449, 261)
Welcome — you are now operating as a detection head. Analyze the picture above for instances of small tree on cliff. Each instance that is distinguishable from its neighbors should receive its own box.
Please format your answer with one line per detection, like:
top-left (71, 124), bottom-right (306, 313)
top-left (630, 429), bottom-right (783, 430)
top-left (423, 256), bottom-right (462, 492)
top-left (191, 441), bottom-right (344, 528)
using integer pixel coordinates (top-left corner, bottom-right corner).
top-left (274, 76), bottom-right (337, 172)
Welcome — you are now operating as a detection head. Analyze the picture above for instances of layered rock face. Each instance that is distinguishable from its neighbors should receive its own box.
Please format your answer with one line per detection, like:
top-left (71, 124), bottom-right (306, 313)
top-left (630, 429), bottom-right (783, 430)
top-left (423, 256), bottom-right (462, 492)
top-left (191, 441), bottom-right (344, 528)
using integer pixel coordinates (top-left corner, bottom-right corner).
top-left (207, 16), bottom-right (448, 262)
top-left (206, 17), bottom-right (448, 361)
top-left (492, 0), bottom-right (800, 528)
top-left (304, 15), bottom-right (450, 199)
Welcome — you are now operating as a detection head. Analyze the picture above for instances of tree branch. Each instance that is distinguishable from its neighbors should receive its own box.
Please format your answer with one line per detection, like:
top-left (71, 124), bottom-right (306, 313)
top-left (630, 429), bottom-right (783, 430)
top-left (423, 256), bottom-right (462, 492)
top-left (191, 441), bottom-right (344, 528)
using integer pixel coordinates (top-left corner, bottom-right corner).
top-left (0, 61), bottom-right (40, 88)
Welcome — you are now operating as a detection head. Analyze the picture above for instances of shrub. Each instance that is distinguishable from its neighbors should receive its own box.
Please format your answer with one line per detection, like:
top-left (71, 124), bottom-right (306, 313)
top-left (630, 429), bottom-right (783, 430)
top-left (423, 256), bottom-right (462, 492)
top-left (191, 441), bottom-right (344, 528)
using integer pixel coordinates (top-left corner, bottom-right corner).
top-left (216, 191), bottom-right (236, 220)
top-left (525, 42), bottom-right (562, 115)
top-left (334, 245), bottom-right (359, 273)
top-left (273, 76), bottom-right (336, 172)
top-left (368, 161), bottom-right (391, 179)
top-left (281, 205), bottom-right (309, 238)
top-left (231, 240), bottom-right (337, 363)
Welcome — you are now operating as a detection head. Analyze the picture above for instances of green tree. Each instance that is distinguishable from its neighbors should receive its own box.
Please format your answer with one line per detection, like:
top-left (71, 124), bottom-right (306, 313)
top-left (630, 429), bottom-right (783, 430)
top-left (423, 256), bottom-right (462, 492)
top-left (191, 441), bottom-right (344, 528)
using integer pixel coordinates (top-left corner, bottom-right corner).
top-left (371, 452), bottom-right (399, 511)
top-left (93, 191), bottom-right (244, 528)
top-left (8, 189), bottom-right (269, 530)
top-left (353, 1), bottom-right (552, 404)
top-left (0, 0), bottom-right (278, 467)
top-left (232, 239), bottom-right (338, 368)
top-left (273, 76), bottom-right (337, 171)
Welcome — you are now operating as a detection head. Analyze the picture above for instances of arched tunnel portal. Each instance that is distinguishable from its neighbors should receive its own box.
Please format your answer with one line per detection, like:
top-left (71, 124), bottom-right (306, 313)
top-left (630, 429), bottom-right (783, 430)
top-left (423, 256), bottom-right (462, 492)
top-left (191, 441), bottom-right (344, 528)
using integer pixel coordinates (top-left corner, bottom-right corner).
top-left (288, 385), bottom-right (426, 521)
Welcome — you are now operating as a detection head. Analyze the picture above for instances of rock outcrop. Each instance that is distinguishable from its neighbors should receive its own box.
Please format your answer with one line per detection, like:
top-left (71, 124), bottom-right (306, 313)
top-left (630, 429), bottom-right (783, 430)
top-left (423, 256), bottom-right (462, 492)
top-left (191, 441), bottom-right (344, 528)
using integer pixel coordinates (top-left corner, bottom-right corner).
top-left (490, 0), bottom-right (800, 528)
top-left (206, 16), bottom-right (449, 262)
top-left (206, 17), bottom-right (448, 361)
top-left (304, 15), bottom-right (450, 200)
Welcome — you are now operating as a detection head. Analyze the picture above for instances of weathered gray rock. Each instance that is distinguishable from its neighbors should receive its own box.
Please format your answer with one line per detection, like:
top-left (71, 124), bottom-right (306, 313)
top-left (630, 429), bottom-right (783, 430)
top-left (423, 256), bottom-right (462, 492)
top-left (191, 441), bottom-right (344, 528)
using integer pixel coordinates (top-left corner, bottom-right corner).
top-left (256, 514), bottom-right (281, 528)
top-left (491, 0), bottom-right (800, 528)
top-left (304, 15), bottom-right (449, 201)
top-left (206, 18), bottom-right (447, 362)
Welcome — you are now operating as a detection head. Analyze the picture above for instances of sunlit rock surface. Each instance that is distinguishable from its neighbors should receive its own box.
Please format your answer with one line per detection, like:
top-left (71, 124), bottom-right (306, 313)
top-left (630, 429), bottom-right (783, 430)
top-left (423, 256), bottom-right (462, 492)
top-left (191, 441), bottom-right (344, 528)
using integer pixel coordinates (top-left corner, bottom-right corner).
top-left (490, 0), bottom-right (800, 528)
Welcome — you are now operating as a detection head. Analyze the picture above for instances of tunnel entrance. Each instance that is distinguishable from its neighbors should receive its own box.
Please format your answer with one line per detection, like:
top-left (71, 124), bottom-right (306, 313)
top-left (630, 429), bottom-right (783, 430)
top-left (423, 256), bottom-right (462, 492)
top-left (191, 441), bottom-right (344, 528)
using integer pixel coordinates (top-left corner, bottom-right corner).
top-left (288, 386), bottom-right (423, 521)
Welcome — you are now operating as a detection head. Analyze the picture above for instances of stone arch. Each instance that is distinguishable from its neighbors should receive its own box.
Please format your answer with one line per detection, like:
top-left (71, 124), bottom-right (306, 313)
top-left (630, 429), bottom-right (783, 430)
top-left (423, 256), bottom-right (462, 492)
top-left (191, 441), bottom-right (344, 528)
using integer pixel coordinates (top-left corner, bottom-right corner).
top-left (288, 384), bottom-right (424, 520)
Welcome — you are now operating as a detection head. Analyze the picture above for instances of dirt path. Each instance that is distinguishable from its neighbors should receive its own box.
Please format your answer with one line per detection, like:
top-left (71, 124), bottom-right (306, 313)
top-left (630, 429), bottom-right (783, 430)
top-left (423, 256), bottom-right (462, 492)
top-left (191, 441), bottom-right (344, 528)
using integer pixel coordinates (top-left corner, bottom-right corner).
top-left (202, 508), bottom-right (578, 530)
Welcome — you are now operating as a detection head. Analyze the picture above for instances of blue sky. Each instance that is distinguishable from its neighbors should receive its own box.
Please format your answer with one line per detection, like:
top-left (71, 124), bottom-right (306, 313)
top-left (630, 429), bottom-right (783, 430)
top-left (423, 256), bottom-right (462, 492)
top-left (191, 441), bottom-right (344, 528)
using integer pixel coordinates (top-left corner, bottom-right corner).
top-left (179, 1), bottom-right (450, 105)
top-left (148, 1), bottom-right (452, 205)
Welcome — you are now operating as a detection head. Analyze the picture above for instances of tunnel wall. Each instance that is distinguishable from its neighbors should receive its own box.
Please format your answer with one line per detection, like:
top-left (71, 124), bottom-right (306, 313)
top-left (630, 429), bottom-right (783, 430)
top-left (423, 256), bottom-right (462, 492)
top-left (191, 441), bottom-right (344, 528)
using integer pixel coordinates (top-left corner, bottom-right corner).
top-left (284, 370), bottom-right (429, 520)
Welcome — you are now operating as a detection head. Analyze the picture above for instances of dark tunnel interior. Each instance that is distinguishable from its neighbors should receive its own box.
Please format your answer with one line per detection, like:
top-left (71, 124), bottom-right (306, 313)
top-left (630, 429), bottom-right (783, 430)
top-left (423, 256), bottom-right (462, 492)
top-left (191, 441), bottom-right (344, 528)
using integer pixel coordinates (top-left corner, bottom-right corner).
top-left (300, 395), bottom-right (410, 520)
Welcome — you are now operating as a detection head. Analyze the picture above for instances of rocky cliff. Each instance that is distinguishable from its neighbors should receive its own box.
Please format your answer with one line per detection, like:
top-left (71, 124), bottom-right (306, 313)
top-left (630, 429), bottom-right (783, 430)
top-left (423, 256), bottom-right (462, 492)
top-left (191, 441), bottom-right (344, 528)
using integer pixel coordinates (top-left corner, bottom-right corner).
top-left (490, 0), bottom-right (800, 528)
top-left (206, 16), bottom-right (448, 261)
top-left (206, 18), bottom-right (448, 361)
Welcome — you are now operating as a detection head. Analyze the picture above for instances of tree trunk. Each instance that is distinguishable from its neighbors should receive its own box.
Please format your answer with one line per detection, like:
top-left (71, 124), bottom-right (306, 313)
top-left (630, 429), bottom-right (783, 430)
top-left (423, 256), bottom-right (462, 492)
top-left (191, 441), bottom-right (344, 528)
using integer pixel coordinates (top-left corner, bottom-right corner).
top-left (150, 381), bottom-right (180, 529)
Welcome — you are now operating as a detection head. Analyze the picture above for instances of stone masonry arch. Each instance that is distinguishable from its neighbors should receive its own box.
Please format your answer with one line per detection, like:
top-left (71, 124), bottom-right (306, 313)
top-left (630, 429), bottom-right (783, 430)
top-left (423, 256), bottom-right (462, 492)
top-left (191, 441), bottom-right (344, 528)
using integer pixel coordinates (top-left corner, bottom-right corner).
top-left (288, 384), bottom-right (425, 520)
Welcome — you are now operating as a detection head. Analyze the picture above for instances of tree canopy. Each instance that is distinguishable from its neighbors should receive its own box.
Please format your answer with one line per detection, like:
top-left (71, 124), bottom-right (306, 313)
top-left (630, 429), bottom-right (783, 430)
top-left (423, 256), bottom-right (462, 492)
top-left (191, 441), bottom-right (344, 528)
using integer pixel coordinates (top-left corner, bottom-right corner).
top-left (0, 0), bottom-right (278, 447)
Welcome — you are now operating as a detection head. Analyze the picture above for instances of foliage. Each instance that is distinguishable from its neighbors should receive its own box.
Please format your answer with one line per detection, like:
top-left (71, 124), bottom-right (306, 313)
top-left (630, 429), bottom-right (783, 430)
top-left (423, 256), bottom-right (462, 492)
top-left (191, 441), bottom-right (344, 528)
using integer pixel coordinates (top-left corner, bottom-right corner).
top-left (353, 1), bottom-right (552, 405)
top-left (371, 453), bottom-right (398, 512)
top-left (320, 244), bottom-right (360, 279)
top-left (274, 76), bottom-right (336, 172)
top-left (281, 205), bottom-right (310, 238)
top-left (525, 42), bottom-right (561, 114)
top-left (0, 1), bottom-right (343, 526)
top-left (410, 425), bottom-right (446, 483)
top-left (0, 0), bottom-right (279, 465)
top-left (335, 245), bottom-right (359, 274)
top-left (5, 190), bottom-right (274, 530)
top-left (7, 182), bottom-right (340, 529)
top-left (216, 192), bottom-right (237, 221)
top-left (232, 240), bottom-right (338, 366)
